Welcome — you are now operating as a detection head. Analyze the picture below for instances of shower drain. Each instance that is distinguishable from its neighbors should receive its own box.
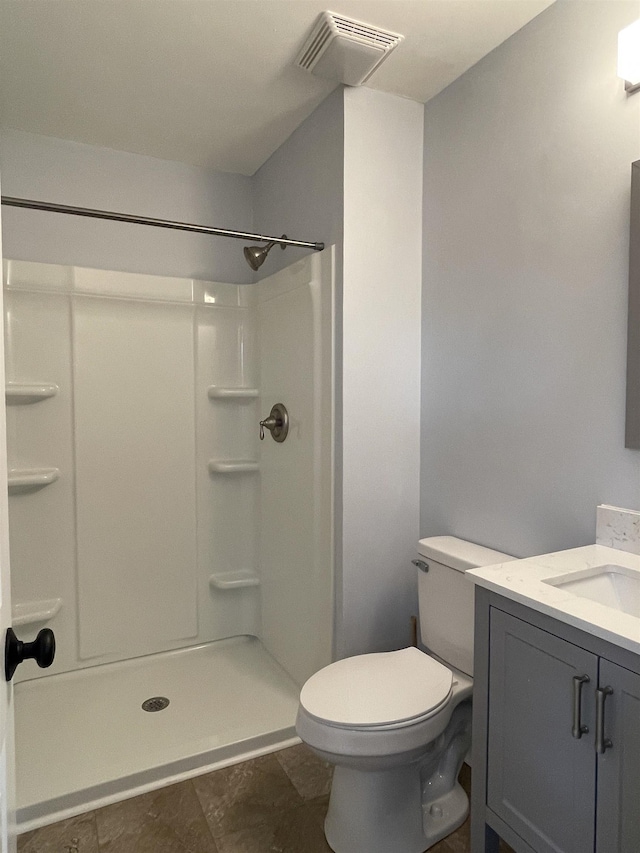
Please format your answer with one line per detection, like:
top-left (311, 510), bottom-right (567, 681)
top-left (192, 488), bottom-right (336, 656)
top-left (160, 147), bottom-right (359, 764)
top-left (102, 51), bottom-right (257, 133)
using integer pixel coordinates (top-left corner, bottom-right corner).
top-left (141, 696), bottom-right (170, 712)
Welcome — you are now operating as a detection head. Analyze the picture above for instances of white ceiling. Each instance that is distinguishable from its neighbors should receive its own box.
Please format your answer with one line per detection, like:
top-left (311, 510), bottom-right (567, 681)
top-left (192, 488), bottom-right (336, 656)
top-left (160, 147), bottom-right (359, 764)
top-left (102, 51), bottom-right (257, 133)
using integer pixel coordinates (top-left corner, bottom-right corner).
top-left (0, 0), bottom-right (554, 176)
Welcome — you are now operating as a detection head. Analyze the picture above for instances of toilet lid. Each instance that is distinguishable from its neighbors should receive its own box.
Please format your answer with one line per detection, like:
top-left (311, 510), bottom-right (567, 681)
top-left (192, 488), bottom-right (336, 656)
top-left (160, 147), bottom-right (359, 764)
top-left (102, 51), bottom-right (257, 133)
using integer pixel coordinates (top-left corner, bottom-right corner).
top-left (299, 647), bottom-right (453, 728)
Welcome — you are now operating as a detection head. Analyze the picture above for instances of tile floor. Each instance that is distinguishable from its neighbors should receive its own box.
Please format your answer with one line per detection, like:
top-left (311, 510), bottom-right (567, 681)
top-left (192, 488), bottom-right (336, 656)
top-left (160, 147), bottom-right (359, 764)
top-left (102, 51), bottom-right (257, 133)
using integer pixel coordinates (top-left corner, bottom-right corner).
top-left (18, 745), bottom-right (514, 853)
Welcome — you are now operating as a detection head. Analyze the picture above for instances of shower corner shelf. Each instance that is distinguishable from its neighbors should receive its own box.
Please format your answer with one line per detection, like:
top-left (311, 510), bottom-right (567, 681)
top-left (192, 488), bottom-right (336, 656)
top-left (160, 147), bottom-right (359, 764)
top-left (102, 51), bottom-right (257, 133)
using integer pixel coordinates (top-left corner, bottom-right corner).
top-left (6, 382), bottom-right (59, 404)
top-left (209, 571), bottom-right (260, 590)
top-left (208, 460), bottom-right (259, 474)
top-left (8, 467), bottom-right (60, 494)
top-left (207, 386), bottom-right (259, 400)
top-left (12, 597), bottom-right (62, 628)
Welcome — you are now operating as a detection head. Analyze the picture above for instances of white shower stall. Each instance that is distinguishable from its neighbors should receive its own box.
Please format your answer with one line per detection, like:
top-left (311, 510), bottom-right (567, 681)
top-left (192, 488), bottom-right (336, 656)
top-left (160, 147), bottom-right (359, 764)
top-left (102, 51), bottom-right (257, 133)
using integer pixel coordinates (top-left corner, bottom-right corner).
top-left (2, 248), bottom-right (334, 830)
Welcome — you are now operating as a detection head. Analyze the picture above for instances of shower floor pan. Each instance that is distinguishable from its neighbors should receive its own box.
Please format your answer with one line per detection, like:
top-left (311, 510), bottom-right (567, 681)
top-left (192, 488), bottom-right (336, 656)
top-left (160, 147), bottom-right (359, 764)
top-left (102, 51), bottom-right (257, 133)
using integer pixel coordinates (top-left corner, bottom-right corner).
top-left (14, 635), bottom-right (300, 832)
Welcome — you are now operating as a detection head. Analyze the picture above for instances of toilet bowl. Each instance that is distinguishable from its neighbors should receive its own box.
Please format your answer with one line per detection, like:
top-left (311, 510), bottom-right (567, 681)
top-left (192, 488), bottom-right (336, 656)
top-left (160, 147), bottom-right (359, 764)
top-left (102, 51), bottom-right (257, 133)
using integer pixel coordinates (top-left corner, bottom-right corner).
top-left (296, 536), bottom-right (515, 853)
top-left (297, 647), bottom-right (473, 853)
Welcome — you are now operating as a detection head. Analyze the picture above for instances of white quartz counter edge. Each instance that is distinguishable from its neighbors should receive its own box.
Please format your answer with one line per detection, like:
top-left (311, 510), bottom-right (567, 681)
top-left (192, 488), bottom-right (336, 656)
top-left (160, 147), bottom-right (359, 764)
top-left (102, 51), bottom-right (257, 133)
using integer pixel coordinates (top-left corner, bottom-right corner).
top-left (467, 545), bottom-right (640, 657)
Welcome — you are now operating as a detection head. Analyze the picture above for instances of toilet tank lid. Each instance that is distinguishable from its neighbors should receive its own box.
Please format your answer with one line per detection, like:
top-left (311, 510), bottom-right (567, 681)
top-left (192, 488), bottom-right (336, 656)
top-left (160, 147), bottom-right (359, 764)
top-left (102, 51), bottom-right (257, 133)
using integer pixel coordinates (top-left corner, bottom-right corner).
top-left (417, 536), bottom-right (515, 572)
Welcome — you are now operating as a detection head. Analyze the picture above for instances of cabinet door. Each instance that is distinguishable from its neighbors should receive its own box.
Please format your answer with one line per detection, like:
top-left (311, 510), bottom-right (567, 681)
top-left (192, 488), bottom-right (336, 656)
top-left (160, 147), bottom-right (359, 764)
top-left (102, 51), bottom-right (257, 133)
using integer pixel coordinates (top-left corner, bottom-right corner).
top-left (596, 659), bottom-right (640, 853)
top-left (487, 609), bottom-right (597, 853)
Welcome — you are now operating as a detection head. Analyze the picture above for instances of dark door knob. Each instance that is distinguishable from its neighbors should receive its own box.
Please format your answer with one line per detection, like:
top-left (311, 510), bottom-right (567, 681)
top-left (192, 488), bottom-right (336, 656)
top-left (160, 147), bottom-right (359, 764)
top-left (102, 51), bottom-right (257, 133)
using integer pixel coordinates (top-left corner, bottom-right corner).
top-left (5, 627), bottom-right (55, 681)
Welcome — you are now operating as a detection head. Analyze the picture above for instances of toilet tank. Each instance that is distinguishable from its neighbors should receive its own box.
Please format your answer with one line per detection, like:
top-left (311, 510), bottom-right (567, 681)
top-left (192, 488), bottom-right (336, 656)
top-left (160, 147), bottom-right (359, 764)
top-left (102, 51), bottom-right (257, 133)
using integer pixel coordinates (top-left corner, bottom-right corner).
top-left (417, 536), bottom-right (515, 676)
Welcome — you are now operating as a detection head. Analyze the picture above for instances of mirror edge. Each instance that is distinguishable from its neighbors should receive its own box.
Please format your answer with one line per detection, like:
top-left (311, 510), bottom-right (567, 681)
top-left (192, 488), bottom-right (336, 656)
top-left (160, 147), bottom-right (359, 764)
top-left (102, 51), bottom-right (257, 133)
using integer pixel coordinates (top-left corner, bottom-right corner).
top-left (625, 159), bottom-right (640, 448)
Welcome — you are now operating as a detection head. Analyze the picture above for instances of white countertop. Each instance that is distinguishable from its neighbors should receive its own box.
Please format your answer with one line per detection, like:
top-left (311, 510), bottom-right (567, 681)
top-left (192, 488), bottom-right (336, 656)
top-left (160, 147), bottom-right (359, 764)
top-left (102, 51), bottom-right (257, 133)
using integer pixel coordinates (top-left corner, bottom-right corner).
top-left (468, 545), bottom-right (640, 656)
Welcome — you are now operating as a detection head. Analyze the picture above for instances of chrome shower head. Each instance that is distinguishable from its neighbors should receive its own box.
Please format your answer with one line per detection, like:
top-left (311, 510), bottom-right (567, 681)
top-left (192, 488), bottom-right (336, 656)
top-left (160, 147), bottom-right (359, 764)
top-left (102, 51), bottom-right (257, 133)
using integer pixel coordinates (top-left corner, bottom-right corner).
top-left (243, 235), bottom-right (287, 271)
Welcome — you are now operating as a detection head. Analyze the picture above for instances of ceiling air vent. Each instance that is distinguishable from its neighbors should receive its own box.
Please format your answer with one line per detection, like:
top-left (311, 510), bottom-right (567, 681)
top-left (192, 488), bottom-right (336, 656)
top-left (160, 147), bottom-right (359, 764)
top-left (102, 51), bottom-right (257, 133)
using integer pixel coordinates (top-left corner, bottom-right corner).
top-left (296, 11), bottom-right (404, 87)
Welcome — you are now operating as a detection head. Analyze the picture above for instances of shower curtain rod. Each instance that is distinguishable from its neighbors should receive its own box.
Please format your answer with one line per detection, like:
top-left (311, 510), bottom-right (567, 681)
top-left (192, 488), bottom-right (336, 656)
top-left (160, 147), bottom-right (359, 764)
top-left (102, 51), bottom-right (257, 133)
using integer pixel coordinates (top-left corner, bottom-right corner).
top-left (0, 196), bottom-right (325, 251)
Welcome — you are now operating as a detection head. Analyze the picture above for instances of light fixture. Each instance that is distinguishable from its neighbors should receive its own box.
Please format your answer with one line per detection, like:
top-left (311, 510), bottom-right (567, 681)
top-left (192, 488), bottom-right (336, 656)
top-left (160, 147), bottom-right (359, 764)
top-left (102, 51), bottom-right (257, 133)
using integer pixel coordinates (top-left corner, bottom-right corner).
top-left (618, 19), bottom-right (640, 94)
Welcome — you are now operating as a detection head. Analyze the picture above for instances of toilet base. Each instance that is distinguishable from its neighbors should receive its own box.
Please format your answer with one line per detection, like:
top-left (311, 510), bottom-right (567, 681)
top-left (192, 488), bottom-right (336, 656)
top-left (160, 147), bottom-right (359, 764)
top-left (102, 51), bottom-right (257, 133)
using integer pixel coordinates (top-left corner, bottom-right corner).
top-left (422, 781), bottom-right (469, 848)
top-left (324, 773), bottom-right (469, 853)
top-left (322, 702), bottom-right (471, 853)
top-left (325, 762), bottom-right (428, 853)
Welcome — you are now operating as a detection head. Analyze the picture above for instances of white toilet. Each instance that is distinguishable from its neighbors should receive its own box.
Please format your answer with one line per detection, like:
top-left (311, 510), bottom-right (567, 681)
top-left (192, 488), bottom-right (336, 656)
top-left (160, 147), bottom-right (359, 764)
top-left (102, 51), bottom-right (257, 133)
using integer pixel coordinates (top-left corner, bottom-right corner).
top-left (296, 536), bottom-right (515, 853)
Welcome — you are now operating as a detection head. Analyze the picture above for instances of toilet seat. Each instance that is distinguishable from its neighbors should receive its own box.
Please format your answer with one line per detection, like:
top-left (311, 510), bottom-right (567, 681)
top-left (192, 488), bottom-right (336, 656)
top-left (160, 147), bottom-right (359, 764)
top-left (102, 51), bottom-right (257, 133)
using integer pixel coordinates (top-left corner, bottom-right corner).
top-left (299, 647), bottom-right (453, 730)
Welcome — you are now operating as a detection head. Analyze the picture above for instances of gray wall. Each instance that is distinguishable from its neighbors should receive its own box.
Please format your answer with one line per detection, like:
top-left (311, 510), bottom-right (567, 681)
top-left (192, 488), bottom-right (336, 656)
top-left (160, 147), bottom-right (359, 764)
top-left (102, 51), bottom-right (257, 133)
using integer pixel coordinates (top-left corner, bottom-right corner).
top-left (341, 88), bottom-right (424, 656)
top-left (252, 87), bottom-right (344, 276)
top-left (253, 87), bottom-right (345, 654)
top-left (0, 130), bottom-right (253, 282)
top-left (254, 86), bottom-right (425, 659)
top-left (421, 0), bottom-right (640, 558)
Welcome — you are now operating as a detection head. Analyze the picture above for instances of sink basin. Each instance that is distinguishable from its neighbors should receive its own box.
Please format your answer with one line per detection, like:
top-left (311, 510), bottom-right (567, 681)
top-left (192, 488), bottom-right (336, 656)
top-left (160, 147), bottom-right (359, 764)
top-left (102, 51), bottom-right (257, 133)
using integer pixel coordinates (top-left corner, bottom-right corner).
top-left (543, 564), bottom-right (640, 618)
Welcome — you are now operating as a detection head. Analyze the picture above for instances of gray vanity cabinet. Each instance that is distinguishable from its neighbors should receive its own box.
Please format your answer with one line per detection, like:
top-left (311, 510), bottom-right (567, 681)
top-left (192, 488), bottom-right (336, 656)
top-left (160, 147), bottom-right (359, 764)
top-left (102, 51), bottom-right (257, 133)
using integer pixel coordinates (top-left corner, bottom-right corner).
top-left (471, 589), bottom-right (640, 853)
top-left (486, 609), bottom-right (597, 853)
top-left (595, 659), bottom-right (640, 852)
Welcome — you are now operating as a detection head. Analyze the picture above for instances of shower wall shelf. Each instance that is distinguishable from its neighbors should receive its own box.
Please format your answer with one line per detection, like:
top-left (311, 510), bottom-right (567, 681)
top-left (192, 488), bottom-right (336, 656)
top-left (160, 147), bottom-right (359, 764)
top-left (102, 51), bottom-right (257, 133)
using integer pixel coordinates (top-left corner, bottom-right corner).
top-left (207, 386), bottom-right (259, 400)
top-left (6, 382), bottom-right (59, 404)
top-left (209, 571), bottom-right (260, 590)
top-left (12, 598), bottom-right (62, 628)
top-left (8, 468), bottom-right (60, 494)
top-left (208, 460), bottom-right (259, 474)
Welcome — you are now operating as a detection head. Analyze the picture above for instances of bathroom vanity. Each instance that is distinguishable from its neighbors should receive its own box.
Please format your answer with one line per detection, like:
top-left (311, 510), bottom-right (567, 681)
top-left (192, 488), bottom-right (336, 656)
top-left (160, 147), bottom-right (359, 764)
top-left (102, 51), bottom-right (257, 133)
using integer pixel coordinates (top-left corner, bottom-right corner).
top-left (468, 545), bottom-right (640, 853)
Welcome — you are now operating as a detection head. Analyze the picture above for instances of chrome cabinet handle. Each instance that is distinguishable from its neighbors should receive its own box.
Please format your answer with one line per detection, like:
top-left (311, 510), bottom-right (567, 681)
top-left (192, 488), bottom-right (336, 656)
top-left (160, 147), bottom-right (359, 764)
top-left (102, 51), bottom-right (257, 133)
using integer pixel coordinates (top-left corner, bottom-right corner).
top-left (595, 686), bottom-right (613, 754)
top-left (572, 674), bottom-right (590, 739)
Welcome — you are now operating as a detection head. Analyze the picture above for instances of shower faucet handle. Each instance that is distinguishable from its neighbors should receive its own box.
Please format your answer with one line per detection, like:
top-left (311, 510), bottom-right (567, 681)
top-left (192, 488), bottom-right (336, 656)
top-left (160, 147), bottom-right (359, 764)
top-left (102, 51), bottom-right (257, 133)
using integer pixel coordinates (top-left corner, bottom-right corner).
top-left (259, 403), bottom-right (289, 443)
top-left (259, 416), bottom-right (277, 440)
